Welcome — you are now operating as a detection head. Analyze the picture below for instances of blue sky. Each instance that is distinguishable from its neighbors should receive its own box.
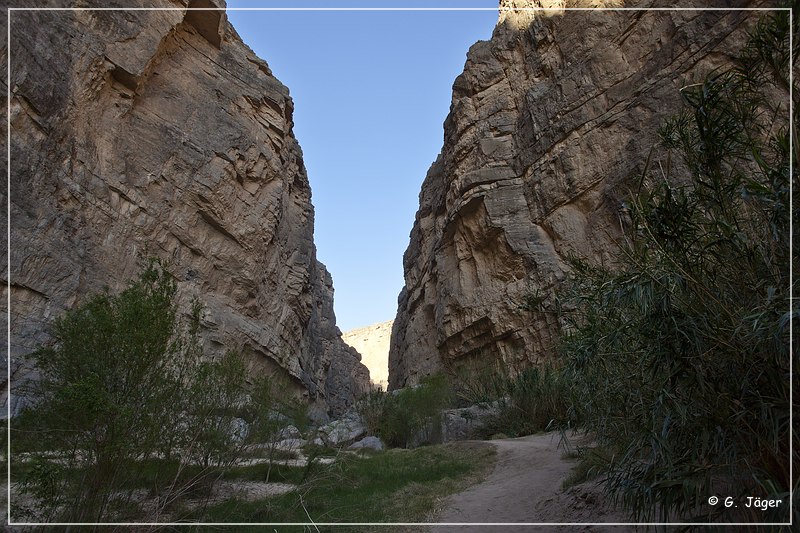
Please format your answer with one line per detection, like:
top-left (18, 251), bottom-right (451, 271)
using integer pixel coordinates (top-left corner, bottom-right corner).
top-left (227, 1), bottom-right (498, 331)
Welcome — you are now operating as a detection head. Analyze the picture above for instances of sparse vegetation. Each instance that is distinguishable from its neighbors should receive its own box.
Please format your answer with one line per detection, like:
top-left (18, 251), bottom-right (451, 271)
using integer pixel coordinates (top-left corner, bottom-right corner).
top-left (477, 364), bottom-right (572, 438)
top-left (446, 361), bottom-right (573, 439)
top-left (9, 263), bottom-right (493, 528)
top-left (188, 441), bottom-right (495, 527)
top-left (358, 373), bottom-right (452, 448)
top-left (10, 260), bottom-right (302, 524)
top-left (446, 357), bottom-right (509, 407)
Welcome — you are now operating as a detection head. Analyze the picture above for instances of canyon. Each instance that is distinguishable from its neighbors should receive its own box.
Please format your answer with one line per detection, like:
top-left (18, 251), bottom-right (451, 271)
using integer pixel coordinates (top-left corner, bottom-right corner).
top-left (3, 0), bottom-right (767, 411)
top-left (0, 0), bottom-right (787, 527)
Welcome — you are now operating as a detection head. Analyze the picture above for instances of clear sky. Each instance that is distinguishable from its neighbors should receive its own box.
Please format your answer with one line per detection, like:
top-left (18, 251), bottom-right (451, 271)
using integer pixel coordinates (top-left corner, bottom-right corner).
top-left (227, 1), bottom-right (498, 331)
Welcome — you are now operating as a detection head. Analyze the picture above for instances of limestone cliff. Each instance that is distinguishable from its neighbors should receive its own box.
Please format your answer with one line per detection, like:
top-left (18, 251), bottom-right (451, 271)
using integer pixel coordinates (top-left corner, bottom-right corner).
top-left (3, 0), bottom-right (369, 417)
top-left (389, 0), bottom-right (763, 388)
top-left (342, 320), bottom-right (393, 389)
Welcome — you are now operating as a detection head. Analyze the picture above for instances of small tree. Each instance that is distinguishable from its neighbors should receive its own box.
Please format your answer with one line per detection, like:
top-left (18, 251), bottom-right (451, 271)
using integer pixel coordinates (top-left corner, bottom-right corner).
top-left (13, 261), bottom-right (259, 523)
top-left (244, 373), bottom-right (307, 482)
top-left (16, 261), bottom-right (185, 521)
top-left (186, 351), bottom-right (250, 470)
top-left (361, 374), bottom-right (452, 448)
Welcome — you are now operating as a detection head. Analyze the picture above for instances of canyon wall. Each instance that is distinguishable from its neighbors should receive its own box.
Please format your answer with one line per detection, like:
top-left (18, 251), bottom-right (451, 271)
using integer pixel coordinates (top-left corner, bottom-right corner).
top-left (342, 320), bottom-right (393, 389)
top-left (3, 0), bottom-right (369, 418)
top-left (389, 0), bottom-right (762, 388)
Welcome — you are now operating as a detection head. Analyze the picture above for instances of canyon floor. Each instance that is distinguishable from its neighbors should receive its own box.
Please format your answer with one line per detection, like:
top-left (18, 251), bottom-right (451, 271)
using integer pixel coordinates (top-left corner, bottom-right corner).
top-left (429, 432), bottom-right (633, 531)
top-left (2, 432), bottom-right (638, 528)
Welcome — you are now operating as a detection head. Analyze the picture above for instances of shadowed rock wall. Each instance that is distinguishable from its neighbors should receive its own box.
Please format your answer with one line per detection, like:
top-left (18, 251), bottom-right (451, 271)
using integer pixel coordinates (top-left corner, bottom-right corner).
top-left (3, 0), bottom-right (369, 417)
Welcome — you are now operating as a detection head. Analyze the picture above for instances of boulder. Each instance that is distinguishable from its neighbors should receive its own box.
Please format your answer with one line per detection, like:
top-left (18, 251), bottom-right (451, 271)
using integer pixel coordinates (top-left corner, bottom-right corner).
top-left (440, 404), bottom-right (499, 442)
top-left (316, 417), bottom-right (367, 447)
top-left (278, 425), bottom-right (303, 440)
top-left (349, 436), bottom-right (384, 451)
top-left (228, 417), bottom-right (250, 443)
top-left (275, 438), bottom-right (307, 451)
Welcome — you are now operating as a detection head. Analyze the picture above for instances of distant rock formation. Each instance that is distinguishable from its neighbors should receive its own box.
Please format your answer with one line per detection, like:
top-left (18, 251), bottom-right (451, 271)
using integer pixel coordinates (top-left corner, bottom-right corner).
top-left (342, 320), bottom-right (393, 389)
top-left (389, 0), bottom-right (758, 389)
top-left (3, 0), bottom-right (369, 417)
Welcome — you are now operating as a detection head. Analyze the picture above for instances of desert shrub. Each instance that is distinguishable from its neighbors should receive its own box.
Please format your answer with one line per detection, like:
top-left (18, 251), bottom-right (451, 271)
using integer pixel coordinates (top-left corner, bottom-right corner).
top-left (561, 9), bottom-right (794, 523)
top-left (357, 385), bottom-right (389, 438)
top-left (183, 351), bottom-right (252, 470)
top-left (241, 372), bottom-right (308, 483)
top-left (443, 355), bottom-right (573, 438)
top-left (12, 261), bottom-right (190, 522)
top-left (11, 260), bottom-right (282, 523)
top-left (357, 374), bottom-right (452, 448)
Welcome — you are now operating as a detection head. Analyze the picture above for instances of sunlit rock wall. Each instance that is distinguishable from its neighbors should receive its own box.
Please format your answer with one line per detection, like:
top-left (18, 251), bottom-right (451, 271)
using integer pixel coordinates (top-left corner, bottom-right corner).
top-left (343, 320), bottom-right (393, 390)
top-left (389, 0), bottom-right (762, 388)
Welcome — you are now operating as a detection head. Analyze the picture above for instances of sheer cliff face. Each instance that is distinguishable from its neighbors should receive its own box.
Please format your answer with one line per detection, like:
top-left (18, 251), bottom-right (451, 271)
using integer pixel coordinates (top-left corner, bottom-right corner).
top-left (5, 0), bottom-right (369, 417)
top-left (389, 1), bottom-right (758, 389)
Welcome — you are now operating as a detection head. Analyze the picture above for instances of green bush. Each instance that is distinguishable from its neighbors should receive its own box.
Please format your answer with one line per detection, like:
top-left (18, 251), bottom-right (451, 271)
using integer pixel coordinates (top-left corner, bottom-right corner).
top-left (446, 356), bottom-right (509, 407)
top-left (13, 261), bottom-right (190, 521)
top-left (358, 374), bottom-right (452, 448)
top-left (444, 358), bottom-right (573, 439)
top-left (561, 10), bottom-right (794, 523)
top-left (241, 372), bottom-right (308, 483)
top-left (358, 385), bottom-right (390, 438)
top-left (11, 260), bottom-right (286, 523)
top-left (419, 355), bottom-right (575, 440)
top-left (183, 350), bottom-right (251, 469)
top-left (476, 364), bottom-right (573, 438)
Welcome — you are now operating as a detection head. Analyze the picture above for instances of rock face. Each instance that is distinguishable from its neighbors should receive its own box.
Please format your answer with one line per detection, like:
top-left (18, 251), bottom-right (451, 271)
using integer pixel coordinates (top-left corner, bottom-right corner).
top-left (389, 0), bottom-right (759, 389)
top-left (342, 320), bottom-right (393, 389)
top-left (4, 0), bottom-right (369, 416)
top-left (440, 405), bottom-right (499, 443)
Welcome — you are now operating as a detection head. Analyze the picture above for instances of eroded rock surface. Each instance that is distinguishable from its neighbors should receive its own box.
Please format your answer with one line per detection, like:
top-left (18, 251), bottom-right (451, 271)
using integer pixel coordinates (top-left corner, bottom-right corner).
top-left (389, 0), bottom-right (760, 388)
top-left (4, 0), bottom-right (369, 416)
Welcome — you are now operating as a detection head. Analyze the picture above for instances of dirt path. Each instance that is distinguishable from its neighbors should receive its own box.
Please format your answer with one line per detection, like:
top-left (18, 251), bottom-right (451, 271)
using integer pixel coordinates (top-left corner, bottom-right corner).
top-left (428, 432), bottom-right (634, 531)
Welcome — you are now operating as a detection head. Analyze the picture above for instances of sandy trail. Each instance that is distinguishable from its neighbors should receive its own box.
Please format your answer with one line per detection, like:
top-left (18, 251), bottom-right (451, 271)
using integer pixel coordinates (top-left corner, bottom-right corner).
top-left (429, 432), bottom-right (634, 531)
